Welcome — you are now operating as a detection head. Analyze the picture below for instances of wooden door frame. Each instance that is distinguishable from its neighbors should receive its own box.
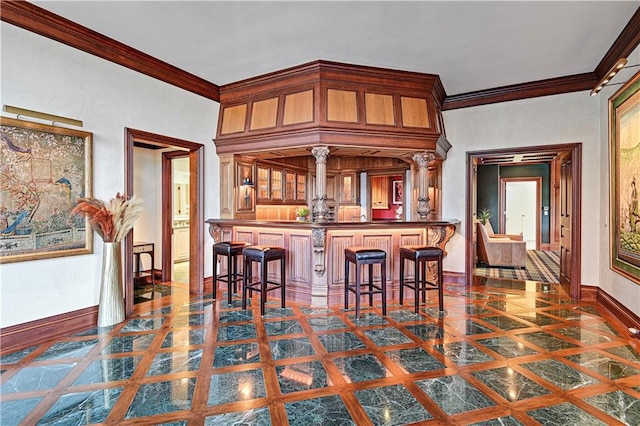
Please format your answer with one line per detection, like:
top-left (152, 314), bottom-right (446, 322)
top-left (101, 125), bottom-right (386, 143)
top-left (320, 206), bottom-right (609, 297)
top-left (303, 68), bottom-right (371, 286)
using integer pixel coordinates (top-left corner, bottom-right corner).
top-left (466, 143), bottom-right (582, 299)
top-left (162, 151), bottom-right (190, 282)
top-left (124, 128), bottom-right (204, 317)
top-left (499, 177), bottom-right (542, 250)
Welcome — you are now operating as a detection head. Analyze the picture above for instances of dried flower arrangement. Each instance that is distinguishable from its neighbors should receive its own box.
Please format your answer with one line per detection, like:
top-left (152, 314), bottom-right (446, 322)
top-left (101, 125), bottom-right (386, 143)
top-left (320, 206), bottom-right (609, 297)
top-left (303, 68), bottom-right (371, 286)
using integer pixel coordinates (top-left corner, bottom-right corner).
top-left (71, 193), bottom-right (144, 242)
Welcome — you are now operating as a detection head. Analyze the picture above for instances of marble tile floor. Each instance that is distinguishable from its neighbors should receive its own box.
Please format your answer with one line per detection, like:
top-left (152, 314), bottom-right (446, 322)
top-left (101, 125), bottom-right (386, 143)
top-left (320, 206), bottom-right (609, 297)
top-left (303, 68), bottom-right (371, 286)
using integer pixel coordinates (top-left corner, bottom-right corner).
top-left (1, 278), bottom-right (640, 425)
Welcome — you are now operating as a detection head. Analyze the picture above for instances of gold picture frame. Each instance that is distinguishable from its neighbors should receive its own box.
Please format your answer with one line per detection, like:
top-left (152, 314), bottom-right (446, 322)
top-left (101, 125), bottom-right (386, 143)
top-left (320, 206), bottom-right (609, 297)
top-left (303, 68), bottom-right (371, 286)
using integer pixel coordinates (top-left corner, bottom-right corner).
top-left (609, 69), bottom-right (640, 284)
top-left (0, 117), bottom-right (93, 263)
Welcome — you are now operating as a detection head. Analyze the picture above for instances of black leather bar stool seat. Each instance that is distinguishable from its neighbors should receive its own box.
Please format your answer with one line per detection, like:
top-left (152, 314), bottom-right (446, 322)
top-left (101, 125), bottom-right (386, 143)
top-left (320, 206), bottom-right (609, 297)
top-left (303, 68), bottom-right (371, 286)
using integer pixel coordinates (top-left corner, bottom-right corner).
top-left (344, 246), bottom-right (387, 319)
top-left (242, 245), bottom-right (286, 316)
top-left (399, 245), bottom-right (444, 313)
top-left (213, 241), bottom-right (251, 304)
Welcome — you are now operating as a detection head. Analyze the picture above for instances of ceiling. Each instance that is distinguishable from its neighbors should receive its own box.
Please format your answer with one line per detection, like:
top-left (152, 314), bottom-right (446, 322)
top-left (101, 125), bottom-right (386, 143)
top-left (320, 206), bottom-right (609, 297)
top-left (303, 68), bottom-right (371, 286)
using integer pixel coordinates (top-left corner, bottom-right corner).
top-left (30, 1), bottom-right (639, 97)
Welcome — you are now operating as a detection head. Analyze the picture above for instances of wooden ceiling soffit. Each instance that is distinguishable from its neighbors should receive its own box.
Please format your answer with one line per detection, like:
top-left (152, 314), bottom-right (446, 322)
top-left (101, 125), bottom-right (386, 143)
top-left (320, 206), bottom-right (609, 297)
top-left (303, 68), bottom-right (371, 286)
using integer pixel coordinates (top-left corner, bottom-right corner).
top-left (214, 128), bottom-right (444, 158)
top-left (1, 0), bottom-right (220, 102)
top-left (215, 61), bottom-right (448, 161)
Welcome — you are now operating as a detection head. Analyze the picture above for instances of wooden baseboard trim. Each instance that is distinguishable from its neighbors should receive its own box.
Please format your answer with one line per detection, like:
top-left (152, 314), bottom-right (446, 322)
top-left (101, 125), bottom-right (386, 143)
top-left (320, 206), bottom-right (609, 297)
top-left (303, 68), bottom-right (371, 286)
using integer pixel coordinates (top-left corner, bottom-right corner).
top-left (0, 305), bottom-right (98, 354)
top-left (591, 285), bottom-right (640, 330)
top-left (444, 271), bottom-right (466, 286)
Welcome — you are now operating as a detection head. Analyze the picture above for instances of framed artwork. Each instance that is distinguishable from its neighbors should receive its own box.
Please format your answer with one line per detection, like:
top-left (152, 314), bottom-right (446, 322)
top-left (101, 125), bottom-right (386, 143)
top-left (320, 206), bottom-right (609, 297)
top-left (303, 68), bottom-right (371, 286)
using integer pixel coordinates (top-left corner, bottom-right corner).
top-left (0, 117), bottom-right (93, 263)
top-left (610, 69), bottom-right (640, 285)
top-left (393, 180), bottom-right (403, 204)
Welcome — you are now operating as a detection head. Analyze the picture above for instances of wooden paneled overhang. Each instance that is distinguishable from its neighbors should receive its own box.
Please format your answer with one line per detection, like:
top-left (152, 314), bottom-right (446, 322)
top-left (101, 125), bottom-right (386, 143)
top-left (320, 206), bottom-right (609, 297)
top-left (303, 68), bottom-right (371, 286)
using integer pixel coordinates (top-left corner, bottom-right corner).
top-left (214, 60), bottom-right (451, 161)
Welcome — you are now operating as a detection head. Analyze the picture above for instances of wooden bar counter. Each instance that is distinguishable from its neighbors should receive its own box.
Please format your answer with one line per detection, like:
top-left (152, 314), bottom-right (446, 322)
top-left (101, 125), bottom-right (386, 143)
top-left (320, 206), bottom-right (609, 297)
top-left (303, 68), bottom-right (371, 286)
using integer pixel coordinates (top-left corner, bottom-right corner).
top-left (206, 218), bottom-right (459, 307)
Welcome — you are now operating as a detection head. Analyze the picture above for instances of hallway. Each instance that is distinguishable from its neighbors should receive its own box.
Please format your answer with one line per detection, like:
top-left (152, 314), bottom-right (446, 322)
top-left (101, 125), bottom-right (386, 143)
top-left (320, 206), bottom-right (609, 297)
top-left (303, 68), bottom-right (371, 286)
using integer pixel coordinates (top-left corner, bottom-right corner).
top-left (1, 278), bottom-right (639, 425)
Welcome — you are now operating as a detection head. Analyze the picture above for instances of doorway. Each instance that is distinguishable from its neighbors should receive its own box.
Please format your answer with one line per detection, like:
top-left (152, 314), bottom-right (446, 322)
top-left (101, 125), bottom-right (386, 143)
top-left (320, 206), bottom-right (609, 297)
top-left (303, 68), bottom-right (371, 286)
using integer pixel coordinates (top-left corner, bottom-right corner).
top-left (124, 128), bottom-right (205, 317)
top-left (466, 143), bottom-right (582, 299)
top-left (170, 155), bottom-right (190, 283)
top-left (501, 178), bottom-right (541, 250)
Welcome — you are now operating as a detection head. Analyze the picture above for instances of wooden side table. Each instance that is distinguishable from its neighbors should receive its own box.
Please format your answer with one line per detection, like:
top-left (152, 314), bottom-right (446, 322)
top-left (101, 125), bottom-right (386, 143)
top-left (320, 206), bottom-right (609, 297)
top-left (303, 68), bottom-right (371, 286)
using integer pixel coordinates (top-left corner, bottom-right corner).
top-left (133, 242), bottom-right (155, 293)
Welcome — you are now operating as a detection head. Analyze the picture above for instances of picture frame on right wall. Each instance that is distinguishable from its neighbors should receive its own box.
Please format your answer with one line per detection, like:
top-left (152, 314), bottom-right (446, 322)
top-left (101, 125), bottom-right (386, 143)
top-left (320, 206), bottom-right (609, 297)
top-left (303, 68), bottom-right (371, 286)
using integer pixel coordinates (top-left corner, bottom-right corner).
top-left (609, 69), bottom-right (640, 285)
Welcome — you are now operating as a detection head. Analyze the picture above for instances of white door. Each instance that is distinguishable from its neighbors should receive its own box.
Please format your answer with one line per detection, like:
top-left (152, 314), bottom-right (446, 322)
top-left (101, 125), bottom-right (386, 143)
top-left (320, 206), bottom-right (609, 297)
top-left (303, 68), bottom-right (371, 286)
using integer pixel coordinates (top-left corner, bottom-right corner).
top-left (505, 181), bottom-right (537, 249)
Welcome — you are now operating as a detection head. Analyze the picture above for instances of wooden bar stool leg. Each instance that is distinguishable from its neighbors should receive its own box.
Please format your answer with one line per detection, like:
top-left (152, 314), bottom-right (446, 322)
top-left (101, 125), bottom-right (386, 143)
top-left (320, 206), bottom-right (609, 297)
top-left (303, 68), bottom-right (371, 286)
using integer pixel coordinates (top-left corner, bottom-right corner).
top-left (213, 251), bottom-right (218, 300)
top-left (344, 258), bottom-right (350, 311)
top-left (399, 254), bottom-right (405, 305)
top-left (381, 260), bottom-right (387, 316)
top-left (368, 263), bottom-right (374, 307)
top-left (421, 260), bottom-right (427, 304)
top-left (232, 254), bottom-right (238, 296)
top-left (355, 262), bottom-right (362, 319)
top-left (414, 257), bottom-right (420, 313)
top-left (280, 255), bottom-right (286, 308)
top-left (242, 257), bottom-right (249, 310)
top-left (226, 252), bottom-right (233, 305)
top-left (260, 257), bottom-right (268, 316)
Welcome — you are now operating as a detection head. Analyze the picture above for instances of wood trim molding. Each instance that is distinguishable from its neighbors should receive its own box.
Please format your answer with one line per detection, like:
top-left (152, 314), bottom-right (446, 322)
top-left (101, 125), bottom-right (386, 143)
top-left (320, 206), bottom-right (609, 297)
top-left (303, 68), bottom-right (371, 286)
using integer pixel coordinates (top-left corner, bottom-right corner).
top-left (594, 286), bottom-right (640, 330)
top-left (442, 73), bottom-right (598, 110)
top-left (0, 0), bottom-right (219, 101)
top-left (595, 6), bottom-right (640, 80)
top-left (0, 306), bottom-right (98, 353)
top-left (444, 6), bottom-right (640, 110)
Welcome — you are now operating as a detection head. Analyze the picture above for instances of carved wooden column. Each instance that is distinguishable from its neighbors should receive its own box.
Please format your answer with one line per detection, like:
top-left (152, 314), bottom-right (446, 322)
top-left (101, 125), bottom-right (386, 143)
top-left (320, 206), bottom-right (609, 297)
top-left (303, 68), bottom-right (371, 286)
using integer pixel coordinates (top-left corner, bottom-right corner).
top-left (312, 146), bottom-right (330, 222)
top-left (413, 152), bottom-right (435, 220)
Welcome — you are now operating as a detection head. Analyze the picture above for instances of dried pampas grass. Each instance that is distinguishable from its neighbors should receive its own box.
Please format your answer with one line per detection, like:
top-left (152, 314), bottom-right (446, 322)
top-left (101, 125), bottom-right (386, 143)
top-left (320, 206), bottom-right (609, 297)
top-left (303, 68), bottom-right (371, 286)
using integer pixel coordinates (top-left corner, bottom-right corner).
top-left (71, 193), bottom-right (143, 242)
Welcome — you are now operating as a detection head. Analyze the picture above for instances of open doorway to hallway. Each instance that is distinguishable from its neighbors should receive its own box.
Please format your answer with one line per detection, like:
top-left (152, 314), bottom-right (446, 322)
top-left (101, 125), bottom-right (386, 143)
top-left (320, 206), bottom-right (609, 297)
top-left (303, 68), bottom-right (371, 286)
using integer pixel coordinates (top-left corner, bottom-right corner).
top-left (124, 128), bottom-right (205, 316)
top-left (466, 144), bottom-right (582, 298)
top-left (171, 155), bottom-right (190, 284)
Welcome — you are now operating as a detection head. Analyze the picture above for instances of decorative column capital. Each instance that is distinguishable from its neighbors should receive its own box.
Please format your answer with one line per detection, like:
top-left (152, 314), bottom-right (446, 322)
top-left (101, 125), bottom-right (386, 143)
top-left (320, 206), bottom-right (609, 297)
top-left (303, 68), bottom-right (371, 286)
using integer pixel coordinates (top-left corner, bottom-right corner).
top-left (311, 146), bottom-right (330, 162)
top-left (412, 152), bottom-right (435, 168)
top-left (413, 152), bottom-right (436, 167)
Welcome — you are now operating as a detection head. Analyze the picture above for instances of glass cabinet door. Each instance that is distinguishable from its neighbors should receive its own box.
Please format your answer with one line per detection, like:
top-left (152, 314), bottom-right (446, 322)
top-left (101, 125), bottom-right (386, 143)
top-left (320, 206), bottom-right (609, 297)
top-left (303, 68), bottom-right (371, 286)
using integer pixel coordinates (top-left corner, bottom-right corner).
top-left (257, 167), bottom-right (270, 200)
top-left (296, 174), bottom-right (306, 201)
top-left (285, 172), bottom-right (296, 201)
top-left (271, 169), bottom-right (283, 200)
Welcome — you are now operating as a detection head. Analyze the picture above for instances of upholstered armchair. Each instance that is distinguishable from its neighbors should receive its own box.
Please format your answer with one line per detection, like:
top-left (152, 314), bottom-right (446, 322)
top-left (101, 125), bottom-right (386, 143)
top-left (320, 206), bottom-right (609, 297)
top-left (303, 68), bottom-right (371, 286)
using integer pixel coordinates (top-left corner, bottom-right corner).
top-left (477, 221), bottom-right (526, 268)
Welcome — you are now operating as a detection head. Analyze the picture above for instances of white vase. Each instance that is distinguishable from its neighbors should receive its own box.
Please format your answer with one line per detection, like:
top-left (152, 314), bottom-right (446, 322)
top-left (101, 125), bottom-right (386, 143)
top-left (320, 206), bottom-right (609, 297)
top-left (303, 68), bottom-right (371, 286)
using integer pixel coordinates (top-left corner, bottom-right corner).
top-left (98, 241), bottom-right (125, 327)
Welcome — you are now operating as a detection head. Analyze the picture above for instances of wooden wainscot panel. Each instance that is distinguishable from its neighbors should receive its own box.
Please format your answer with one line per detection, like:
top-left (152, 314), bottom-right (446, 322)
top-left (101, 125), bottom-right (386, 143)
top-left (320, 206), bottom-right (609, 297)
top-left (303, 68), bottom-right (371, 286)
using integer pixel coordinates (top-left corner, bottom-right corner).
top-left (283, 90), bottom-right (314, 125)
top-left (401, 96), bottom-right (430, 128)
top-left (218, 154), bottom-right (234, 217)
top-left (327, 89), bottom-right (358, 123)
top-left (220, 104), bottom-right (247, 134)
top-left (250, 97), bottom-right (279, 130)
top-left (329, 234), bottom-right (357, 286)
top-left (365, 93), bottom-right (395, 126)
top-left (234, 228), bottom-right (255, 245)
top-left (361, 233), bottom-right (393, 282)
top-left (289, 233), bottom-right (312, 283)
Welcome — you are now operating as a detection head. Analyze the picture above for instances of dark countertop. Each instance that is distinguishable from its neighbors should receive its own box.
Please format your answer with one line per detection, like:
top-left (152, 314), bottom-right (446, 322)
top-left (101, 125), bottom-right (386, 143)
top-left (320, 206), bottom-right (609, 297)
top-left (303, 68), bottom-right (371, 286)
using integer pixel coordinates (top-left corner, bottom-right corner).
top-left (205, 218), bottom-right (460, 229)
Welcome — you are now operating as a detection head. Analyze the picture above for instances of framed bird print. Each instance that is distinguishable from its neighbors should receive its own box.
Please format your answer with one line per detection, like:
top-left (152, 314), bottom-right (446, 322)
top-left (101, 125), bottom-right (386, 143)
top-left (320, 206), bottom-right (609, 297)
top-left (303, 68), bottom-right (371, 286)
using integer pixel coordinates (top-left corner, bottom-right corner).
top-left (0, 117), bottom-right (93, 263)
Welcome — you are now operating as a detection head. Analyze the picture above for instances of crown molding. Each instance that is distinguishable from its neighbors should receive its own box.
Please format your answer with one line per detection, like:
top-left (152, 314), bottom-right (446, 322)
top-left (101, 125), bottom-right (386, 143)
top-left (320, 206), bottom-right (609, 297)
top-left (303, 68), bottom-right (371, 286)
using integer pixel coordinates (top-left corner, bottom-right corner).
top-left (0, 0), bottom-right (220, 101)
top-left (444, 5), bottom-right (640, 110)
top-left (595, 6), bottom-right (640, 81)
top-left (442, 72), bottom-right (598, 110)
top-left (3, 1), bottom-right (638, 110)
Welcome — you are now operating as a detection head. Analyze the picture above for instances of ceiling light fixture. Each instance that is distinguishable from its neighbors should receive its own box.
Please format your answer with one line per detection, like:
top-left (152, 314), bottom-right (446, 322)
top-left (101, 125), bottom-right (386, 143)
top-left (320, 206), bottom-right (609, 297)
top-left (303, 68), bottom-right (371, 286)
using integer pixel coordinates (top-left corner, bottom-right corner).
top-left (590, 58), bottom-right (627, 96)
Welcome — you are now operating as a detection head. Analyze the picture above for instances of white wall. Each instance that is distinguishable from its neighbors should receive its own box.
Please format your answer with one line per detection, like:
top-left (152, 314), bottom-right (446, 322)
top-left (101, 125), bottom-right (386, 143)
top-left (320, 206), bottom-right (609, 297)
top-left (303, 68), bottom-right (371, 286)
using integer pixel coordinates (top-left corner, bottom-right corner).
top-left (597, 45), bottom-right (640, 317)
top-left (0, 24), bottom-right (220, 327)
top-left (133, 148), bottom-right (162, 271)
top-left (443, 85), bottom-right (640, 317)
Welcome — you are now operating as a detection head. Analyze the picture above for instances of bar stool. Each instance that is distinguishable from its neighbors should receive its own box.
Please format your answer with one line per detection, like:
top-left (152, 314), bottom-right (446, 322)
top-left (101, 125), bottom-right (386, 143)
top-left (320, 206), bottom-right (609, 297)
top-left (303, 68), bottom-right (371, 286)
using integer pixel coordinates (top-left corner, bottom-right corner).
top-left (213, 241), bottom-right (251, 304)
top-left (399, 246), bottom-right (444, 313)
top-left (242, 245), bottom-right (286, 316)
top-left (344, 246), bottom-right (387, 319)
